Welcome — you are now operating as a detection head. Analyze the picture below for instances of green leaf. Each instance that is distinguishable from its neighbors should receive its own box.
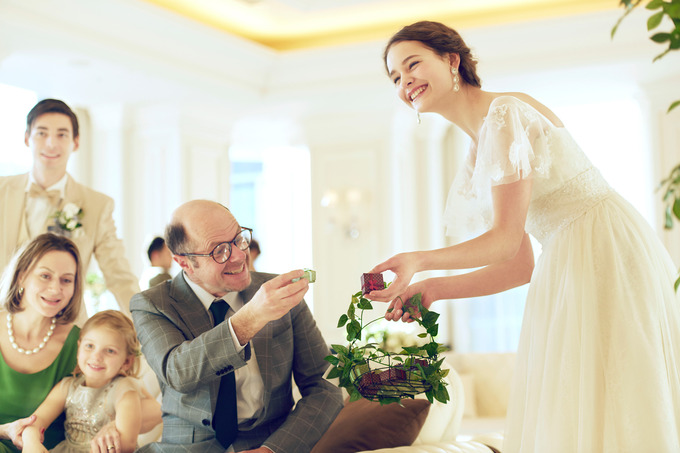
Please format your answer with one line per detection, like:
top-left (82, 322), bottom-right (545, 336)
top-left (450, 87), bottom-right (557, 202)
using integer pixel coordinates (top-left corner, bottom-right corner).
top-left (357, 299), bottom-right (373, 310)
top-left (648, 11), bottom-right (665, 30)
top-left (668, 100), bottom-right (680, 113)
top-left (434, 385), bottom-right (450, 404)
top-left (337, 314), bottom-right (349, 328)
top-left (675, 275), bottom-right (680, 292)
top-left (424, 342), bottom-right (440, 357)
top-left (325, 355), bottom-right (340, 366)
top-left (417, 333), bottom-right (428, 338)
top-left (646, 0), bottom-right (664, 10)
top-left (349, 389), bottom-right (362, 402)
top-left (401, 346), bottom-right (422, 354)
top-left (326, 367), bottom-right (342, 379)
top-left (422, 311), bottom-right (440, 327)
top-left (331, 344), bottom-right (349, 355)
top-left (666, 2), bottom-right (680, 18)
top-left (666, 206), bottom-right (674, 229)
top-left (378, 397), bottom-right (401, 406)
top-left (651, 32), bottom-right (671, 42)
top-left (348, 303), bottom-right (355, 319)
top-left (672, 198), bottom-right (680, 221)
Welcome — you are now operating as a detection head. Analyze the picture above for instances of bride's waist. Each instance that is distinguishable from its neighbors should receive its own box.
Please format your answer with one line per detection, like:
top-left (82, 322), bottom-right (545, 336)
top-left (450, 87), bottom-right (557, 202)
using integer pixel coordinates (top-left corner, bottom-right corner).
top-left (527, 167), bottom-right (613, 243)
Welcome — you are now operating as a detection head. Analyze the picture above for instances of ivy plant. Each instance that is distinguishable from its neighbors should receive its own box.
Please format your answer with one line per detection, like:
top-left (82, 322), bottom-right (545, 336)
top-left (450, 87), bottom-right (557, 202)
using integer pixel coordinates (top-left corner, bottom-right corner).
top-left (612, 0), bottom-right (680, 113)
top-left (324, 291), bottom-right (450, 406)
top-left (613, 0), bottom-right (680, 289)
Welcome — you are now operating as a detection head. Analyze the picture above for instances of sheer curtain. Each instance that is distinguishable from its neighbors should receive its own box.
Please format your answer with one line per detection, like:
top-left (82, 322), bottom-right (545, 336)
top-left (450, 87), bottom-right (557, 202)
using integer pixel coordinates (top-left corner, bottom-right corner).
top-left (0, 83), bottom-right (36, 175)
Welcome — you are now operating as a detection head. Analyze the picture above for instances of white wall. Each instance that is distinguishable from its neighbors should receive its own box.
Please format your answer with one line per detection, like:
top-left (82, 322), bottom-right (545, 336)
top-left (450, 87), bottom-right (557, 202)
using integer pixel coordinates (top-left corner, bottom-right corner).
top-left (2, 0), bottom-right (680, 346)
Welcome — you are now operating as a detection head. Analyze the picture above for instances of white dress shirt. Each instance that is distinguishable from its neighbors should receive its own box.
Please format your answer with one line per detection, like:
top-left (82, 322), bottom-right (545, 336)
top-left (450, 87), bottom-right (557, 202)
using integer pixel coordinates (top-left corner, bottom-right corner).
top-left (24, 173), bottom-right (67, 237)
top-left (183, 274), bottom-right (265, 424)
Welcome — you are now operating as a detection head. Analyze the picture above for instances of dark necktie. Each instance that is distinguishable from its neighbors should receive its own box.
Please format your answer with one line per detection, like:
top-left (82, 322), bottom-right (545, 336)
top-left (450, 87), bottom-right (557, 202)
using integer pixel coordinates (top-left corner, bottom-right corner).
top-left (209, 300), bottom-right (238, 449)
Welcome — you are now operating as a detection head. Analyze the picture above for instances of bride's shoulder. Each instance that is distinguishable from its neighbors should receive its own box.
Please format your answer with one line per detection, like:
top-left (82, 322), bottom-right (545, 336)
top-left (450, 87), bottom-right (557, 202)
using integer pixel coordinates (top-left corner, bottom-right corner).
top-left (491, 92), bottom-right (564, 127)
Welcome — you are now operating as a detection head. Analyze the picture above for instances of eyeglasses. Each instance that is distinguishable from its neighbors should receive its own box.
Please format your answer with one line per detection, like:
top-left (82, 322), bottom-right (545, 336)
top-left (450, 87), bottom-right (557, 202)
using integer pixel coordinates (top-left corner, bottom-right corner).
top-left (178, 227), bottom-right (253, 264)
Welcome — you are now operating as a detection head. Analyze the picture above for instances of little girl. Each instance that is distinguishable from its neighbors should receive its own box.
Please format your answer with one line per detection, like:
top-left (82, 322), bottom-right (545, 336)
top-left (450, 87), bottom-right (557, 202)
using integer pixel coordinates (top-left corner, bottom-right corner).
top-left (21, 310), bottom-right (143, 453)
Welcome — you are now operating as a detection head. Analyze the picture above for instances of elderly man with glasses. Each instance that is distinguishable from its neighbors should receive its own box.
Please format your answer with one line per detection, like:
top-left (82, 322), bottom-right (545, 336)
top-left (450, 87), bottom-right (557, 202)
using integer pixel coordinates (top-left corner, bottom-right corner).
top-left (130, 200), bottom-right (342, 453)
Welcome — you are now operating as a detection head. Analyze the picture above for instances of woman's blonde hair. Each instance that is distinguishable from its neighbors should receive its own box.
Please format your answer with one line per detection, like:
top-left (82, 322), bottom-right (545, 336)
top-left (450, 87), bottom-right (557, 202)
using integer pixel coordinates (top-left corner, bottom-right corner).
top-left (1, 233), bottom-right (82, 323)
top-left (75, 310), bottom-right (142, 378)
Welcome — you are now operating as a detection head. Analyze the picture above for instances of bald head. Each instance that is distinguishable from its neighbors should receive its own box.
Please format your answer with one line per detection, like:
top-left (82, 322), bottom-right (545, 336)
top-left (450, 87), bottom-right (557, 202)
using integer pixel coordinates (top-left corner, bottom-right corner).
top-left (165, 200), bottom-right (234, 255)
top-left (165, 200), bottom-right (251, 296)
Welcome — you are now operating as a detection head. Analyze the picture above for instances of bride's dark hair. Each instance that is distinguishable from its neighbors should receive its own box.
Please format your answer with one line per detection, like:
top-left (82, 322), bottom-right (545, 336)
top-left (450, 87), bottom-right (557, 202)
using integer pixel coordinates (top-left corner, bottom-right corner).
top-left (383, 21), bottom-right (482, 88)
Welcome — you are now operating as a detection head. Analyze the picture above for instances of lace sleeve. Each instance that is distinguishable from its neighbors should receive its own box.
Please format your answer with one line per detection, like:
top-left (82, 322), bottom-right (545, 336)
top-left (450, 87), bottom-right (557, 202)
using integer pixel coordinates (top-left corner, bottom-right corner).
top-left (442, 96), bottom-right (553, 240)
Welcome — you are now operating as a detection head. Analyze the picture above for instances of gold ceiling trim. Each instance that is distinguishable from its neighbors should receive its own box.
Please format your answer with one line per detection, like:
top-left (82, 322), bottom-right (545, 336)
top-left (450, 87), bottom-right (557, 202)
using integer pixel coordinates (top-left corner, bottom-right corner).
top-left (142, 0), bottom-right (618, 52)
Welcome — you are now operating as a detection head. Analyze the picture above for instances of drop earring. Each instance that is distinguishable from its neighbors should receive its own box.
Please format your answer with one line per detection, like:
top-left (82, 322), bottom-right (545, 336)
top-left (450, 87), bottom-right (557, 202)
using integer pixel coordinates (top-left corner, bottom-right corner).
top-left (18, 287), bottom-right (24, 297)
top-left (451, 67), bottom-right (460, 92)
top-left (416, 110), bottom-right (421, 125)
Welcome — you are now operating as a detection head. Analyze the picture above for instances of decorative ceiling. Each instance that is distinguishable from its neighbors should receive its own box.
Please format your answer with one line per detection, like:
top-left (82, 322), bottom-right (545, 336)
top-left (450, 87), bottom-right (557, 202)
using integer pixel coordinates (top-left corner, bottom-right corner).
top-left (141, 0), bottom-right (619, 51)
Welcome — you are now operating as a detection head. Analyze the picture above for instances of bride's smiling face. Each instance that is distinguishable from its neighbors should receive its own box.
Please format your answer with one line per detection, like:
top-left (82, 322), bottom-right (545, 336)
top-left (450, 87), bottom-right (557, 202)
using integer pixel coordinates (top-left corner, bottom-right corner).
top-left (386, 40), bottom-right (454, 114)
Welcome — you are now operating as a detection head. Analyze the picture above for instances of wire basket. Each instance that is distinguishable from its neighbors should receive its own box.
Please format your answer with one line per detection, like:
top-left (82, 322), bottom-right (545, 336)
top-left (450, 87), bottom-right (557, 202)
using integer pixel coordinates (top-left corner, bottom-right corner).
top-left (349, 354), bottom-right (435, 401)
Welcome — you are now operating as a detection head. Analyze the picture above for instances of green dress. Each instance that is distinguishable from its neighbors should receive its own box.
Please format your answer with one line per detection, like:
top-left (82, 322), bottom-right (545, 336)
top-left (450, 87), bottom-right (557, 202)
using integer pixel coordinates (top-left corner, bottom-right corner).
top-left (0, 326), bottom-right (79, 453)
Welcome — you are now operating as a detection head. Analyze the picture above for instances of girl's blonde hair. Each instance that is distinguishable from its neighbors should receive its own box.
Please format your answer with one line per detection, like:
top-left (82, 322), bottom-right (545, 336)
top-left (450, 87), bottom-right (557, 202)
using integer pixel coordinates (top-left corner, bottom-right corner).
top-left (75, 310), bottom-right (142, 378)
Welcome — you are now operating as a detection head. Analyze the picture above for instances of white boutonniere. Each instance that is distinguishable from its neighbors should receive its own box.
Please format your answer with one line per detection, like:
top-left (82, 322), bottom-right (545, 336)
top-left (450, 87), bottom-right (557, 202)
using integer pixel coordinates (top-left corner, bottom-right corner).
top-left (52, 203), bottom-right (83, 237)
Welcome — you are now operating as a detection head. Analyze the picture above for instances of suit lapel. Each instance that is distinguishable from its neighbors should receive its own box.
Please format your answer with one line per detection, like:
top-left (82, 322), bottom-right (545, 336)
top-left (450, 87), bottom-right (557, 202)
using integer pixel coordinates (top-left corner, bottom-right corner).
top-left (169, 273), bottom-right (228, 405)
top-left (169, 273), bottom-right (214, 339)
top-left (60, 174), bottom-right (84, 211)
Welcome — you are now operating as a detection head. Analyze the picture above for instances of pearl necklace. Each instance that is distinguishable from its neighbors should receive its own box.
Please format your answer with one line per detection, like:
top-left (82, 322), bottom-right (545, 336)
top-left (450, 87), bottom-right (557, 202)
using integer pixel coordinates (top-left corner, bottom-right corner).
top-left (6, 313), bottom-right (56, 355)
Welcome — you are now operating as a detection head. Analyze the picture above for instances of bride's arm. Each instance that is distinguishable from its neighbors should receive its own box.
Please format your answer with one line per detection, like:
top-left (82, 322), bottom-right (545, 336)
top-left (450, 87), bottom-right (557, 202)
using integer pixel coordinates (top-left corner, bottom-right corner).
top-left (370, 177), bottom-right (533, 301)
top-left (386, 232), bottom-right (535, 321)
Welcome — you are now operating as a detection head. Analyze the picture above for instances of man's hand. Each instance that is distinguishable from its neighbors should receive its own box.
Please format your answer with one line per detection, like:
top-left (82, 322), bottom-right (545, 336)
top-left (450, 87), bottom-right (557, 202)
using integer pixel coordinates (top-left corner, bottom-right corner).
top-left (231, 270), bottom-right (309, 345)
top-left (90, 421), bottom-right (121, 453)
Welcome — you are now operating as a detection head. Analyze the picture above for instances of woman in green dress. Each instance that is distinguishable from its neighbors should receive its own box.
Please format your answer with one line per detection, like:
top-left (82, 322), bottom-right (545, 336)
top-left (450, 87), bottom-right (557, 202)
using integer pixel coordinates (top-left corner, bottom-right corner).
top-left (0, 233), bottom-right (161, 453)
top-left (0, 234), bottom-right (82, 453)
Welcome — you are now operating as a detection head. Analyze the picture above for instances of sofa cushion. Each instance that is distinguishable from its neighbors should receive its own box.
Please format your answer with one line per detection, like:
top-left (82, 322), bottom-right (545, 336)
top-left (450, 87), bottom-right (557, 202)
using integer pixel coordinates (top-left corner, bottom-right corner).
top-left (458, 373), bottom-right (478, 418)
top-left (310, 398), bottom-right (431, 453)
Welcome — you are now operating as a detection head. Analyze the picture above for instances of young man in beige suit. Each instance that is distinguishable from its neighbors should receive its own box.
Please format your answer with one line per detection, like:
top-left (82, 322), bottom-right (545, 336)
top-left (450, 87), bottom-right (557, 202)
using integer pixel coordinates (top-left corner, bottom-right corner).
top-left (0, 99), bottom-right (139, 324)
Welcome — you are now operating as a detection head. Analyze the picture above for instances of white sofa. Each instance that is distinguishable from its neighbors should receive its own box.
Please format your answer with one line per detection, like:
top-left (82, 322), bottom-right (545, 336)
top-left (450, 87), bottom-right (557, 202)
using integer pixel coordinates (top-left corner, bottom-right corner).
top-left (137, 352), bottom-right (515, 452)
top-left (355, 352), bottom-right (513, 453)
top-left (449, 352), bottom-right (515, 441)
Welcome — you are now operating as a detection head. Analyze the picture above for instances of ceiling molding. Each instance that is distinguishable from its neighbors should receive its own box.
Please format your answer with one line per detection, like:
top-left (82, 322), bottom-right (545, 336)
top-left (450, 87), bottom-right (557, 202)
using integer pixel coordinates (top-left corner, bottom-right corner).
top-left (141, 0), bottom-right (619, 51)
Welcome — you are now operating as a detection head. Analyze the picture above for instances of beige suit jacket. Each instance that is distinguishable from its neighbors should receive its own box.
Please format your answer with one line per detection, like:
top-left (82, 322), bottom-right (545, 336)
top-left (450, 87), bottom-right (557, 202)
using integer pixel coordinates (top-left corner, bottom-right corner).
top-left (0, 173), bottom-right (140, 324)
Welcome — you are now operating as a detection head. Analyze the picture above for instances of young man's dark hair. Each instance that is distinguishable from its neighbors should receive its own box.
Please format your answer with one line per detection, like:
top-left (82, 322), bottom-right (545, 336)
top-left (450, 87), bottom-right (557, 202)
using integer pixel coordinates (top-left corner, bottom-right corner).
top-left (25, 99), bottom-right (80, 138)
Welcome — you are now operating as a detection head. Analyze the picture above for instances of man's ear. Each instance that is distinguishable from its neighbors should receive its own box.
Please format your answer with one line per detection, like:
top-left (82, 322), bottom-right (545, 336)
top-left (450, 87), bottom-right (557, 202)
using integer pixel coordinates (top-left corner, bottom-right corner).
top-left (174, 255), bottom-right (192, 274)
top-left (24, 132), bottom-right (30, 147)
top-left (73, 136), bottom-right (80, 152)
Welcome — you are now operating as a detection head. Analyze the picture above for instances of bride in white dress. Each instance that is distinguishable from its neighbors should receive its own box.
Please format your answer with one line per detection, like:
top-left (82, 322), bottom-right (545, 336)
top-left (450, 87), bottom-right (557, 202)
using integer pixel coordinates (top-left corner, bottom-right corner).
top-left (367, 20), bottom-right (680, 453)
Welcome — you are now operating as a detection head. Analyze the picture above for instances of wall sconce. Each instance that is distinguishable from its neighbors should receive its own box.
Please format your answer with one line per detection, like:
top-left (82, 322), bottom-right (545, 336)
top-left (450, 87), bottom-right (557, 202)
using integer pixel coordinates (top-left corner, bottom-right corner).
top-left (321, 188), bottom-right (365, 240)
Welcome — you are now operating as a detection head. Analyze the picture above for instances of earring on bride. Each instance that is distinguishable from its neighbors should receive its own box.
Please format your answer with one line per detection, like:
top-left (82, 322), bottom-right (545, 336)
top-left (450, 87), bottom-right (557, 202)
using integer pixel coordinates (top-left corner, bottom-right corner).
top-left (416, 110), bottom-right (421, 124)
top-left (451, 67), bottom-right (460, 92)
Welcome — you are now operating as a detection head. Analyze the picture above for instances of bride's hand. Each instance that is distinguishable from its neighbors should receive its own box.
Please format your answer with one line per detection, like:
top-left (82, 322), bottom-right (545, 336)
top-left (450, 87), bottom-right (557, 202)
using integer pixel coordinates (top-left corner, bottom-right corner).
top-left (385, 281), bottom-right (433, 322)
top-left (367, 252), bottom-right (418, 302)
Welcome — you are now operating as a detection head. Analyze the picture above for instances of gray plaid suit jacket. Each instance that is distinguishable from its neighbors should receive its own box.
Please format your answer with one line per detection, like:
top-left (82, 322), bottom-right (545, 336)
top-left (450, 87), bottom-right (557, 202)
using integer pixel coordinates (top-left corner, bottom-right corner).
top-left (131, 271), bottom-right (343, 453)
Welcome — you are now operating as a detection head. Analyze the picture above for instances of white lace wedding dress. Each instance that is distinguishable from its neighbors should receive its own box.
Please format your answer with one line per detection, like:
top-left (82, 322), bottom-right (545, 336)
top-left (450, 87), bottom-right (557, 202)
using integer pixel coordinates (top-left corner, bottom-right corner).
top-left (443, 96), bottom-right (680, 452)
